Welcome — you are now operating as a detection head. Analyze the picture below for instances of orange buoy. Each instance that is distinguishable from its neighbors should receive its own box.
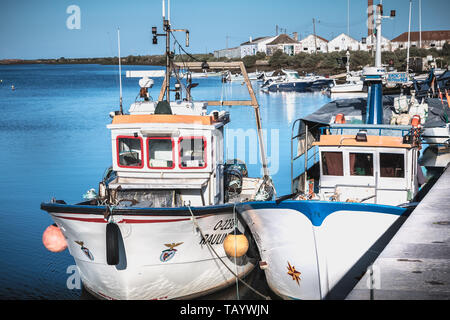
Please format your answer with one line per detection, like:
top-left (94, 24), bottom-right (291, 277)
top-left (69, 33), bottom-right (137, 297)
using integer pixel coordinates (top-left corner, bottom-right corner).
top-left (223, 230), bottom-right (249, 258)
top-left (42, 224), bottom-right (67, 252)
top-left (335, 113), bottom-right (346, 124)
top-left (411, 115), bottom-right (421, 127)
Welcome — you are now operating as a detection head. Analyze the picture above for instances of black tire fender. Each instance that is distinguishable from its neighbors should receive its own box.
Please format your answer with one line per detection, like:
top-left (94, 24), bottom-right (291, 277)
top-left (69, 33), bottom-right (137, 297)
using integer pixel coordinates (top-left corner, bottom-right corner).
top-left (106, 222), bottom-right (120, 265)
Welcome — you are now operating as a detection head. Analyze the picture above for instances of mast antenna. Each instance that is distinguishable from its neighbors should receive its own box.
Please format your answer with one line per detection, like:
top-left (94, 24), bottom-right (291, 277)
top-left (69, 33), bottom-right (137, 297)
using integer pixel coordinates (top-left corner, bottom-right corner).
top-left (118, 27), bottom-right (123, 114)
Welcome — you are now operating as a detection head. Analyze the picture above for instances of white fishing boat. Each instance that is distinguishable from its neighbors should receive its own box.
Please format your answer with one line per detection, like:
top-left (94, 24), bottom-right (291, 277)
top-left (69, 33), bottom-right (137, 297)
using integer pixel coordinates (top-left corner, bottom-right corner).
top-left (40, 2), bottom-right (276, 300)
top-left (226, 71), bottom-right (262, 82)
top-left (329, 51), bottom-right (365, 94)
top-left (329, 80), bottom-right (364, 93)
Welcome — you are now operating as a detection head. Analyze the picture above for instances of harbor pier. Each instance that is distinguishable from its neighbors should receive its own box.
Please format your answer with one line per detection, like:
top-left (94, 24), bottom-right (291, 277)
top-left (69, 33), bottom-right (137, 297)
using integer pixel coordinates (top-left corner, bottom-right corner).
top-left (346, 165), bottom-right (450, 300)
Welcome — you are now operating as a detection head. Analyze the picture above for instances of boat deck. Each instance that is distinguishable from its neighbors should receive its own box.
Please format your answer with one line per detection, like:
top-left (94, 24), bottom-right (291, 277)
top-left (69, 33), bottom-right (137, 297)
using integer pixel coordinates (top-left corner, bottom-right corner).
top-left (346, 164), bottom-right (450, 300)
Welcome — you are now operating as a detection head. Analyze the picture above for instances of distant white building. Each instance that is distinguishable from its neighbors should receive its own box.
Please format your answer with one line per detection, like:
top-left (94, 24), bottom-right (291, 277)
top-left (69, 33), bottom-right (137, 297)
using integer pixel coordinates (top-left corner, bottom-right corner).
top-left (390, 30), bottom-right (450, 51)
top-left (240, 36), bottom-right (275, 58)
top-left (213, 46), bottom-right (241, 59)
top-left (266, 34), bottom-right (302, 56)
top-left (299, 34), bottom-right (329, 54)
top-left (328, 33), bottom-right (360, 52)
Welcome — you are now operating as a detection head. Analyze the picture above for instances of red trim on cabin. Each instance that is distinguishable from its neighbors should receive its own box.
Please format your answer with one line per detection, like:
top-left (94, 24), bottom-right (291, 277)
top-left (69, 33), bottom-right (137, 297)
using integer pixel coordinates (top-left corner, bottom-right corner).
top-left (178, 136), bottom-right (207, 169)
top-left (116, 135), bottom-right (144, 169)
top-left (146, 137), bottom-right (175, 170)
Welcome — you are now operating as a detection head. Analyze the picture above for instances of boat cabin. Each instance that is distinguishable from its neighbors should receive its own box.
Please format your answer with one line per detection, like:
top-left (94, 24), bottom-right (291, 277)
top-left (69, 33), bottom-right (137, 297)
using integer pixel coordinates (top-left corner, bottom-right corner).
top-left (312, 125), bottom-right (421, 206)
top-left (106, 108), bottom-right (229, 208)
top-left (101, 69), bottom-right (272, 208)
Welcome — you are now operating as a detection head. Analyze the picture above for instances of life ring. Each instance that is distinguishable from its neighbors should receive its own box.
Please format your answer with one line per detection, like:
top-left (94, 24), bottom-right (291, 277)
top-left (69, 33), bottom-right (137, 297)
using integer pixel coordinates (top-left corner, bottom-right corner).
top-left (106, 222), bottom-right (120, 265)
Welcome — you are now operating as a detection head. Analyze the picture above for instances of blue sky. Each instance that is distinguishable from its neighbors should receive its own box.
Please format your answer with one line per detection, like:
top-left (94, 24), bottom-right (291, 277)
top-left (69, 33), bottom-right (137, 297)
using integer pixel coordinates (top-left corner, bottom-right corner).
top-left (1, 0), bottom-right (449, 59)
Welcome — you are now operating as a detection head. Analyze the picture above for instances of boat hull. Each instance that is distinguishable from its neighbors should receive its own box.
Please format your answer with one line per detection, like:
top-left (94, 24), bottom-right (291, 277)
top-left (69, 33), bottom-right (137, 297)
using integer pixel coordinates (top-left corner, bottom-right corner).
top-left (41, 203), bottom-right (256, 300)
top-left (267, 81), bottom-right (313, 92)
top-left (266, 79), bottom-right (334, 93)
top-left (239, 200), bottom-right (407, 300)
top-left (330, 82), bottom-right (364, 93)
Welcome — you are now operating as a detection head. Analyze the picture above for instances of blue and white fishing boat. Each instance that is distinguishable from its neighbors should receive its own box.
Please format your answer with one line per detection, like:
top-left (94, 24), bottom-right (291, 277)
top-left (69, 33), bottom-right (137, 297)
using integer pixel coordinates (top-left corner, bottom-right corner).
top-left (238, 2), bottom-right (439, 300)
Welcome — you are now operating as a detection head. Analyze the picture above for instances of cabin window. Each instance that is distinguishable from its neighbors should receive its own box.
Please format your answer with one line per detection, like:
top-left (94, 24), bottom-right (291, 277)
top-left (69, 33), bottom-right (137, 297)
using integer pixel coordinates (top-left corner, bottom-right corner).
top-left (179, 137), bottom-right (207, 169)
top-left (380, 153), bottom-right (405, 178)
top-left (117, 136), bottom-right (143, 168)
top-left (147, 137), bottom-right (174, 169)
top-left (349, 153), bottom-right (374, 176)
top-left (322, 152), bottom-right (343, 176)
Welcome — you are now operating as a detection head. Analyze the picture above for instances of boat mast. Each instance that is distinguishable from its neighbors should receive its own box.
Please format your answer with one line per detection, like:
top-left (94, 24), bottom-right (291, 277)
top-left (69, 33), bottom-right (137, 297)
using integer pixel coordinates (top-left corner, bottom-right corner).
top-left (365, 0), bottom-right (395, 125)
top-left (164, 0), bottom-right (171, 102)
top-left (118, 28), bottom-right (123, 114)
top-left (406, 0), bottom-right (412, 74)
top-left (154, 0), bottom-right (189, 102)
top-left (375, 1), bottom-right (382, 68)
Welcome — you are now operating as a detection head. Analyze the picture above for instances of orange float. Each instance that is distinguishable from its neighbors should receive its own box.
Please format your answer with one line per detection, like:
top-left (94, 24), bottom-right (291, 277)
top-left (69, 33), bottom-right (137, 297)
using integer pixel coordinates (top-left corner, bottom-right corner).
top-left (42, 224), bottom-right (67, 252)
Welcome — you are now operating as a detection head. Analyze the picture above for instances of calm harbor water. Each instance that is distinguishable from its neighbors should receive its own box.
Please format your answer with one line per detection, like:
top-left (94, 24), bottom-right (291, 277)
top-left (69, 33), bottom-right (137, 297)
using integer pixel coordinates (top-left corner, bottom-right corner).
top-left (0, 64), bottom-right (335, 299)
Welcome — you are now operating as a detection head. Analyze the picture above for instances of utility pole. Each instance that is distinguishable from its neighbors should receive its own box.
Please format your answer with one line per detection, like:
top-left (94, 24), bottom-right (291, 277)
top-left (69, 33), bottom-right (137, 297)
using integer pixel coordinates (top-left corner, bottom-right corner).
top-left (226, 35), bottom-right (229, 49)
top-left (313, 18), bottom-right (317, 53)
top-left (276, 25), bottom-right (278, 36)
top-left (347, 0), bottom-right (350, 36)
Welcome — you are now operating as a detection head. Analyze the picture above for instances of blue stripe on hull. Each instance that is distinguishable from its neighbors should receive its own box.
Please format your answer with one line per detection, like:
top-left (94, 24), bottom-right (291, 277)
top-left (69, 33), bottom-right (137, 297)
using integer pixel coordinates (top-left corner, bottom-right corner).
top-left (241, 200), bottom-right (406, 227)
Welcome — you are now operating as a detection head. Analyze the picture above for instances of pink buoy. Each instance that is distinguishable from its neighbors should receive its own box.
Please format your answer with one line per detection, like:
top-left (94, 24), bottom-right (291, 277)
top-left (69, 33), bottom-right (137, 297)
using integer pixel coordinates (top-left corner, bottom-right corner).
top-left (42, 224), bottom-right (67, 252)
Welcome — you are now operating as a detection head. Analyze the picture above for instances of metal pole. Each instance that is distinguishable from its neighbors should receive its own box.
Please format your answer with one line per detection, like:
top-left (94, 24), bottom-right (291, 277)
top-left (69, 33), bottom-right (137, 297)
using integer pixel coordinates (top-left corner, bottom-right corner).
top-left (165, 19), bottom-right (171, 102)
top-left (347, 0), bottom-right (350, 36)
top-left (117, 28), bottom-right (123, 114)
top-left (313, 18), bottom-right (317, 53)
top-left (375, 3), bottom-right (382, 68)
top-left (406, 0), bottom-right (412, 74)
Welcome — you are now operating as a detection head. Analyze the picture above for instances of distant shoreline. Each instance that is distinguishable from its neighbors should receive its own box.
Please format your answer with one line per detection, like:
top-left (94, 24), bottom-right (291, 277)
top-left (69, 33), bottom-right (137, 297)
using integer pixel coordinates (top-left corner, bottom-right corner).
top-left (0, 57), bottom-right (164, 66)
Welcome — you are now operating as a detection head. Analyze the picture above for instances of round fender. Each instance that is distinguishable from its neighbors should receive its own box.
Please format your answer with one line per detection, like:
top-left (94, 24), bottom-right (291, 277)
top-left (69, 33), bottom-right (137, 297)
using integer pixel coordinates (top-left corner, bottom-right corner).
top-left (106, 222), bottom-right (120, 265)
